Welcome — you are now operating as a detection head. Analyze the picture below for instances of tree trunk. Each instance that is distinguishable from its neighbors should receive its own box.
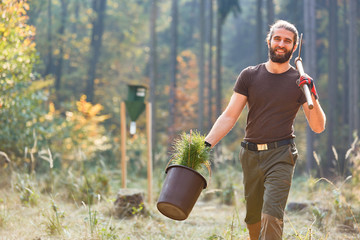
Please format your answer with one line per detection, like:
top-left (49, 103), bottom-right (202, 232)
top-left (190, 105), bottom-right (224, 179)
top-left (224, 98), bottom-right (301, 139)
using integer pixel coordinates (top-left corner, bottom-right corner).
top-left (149, 0), bottom-right (158, 163)
top-left (71, 0), bottom-right (80, 34)
top-left (326, 0), bottom-right (338, 176)
top-left (342, 1), bottom-right (349, 131)
top-left (266, 0), bottom-right (274, 27)
top-left (55, 0), bottom-right (68, 101)
top-left (168, 0), bottom-right (178, 151)
top-left (349, 0), bottom-right (359, 143)
top-left (207, 0), bottom-right (214, 131)
top-left (45, 0), bottom-right (53, 76)
top-left (215, 10), bottom-right (222, 118)
top-left (85, 0), bottom-right (107, 103)
top-left (214, 0), bottom-right (241, 156)
top-left (256, 0), bottom-right (263, 63)
top-left (336, 1), bottom-right (349, 175)
top-left (304, 0), bottom-right (316, 175)
top-left (198, 0), bottom-right (205, 133)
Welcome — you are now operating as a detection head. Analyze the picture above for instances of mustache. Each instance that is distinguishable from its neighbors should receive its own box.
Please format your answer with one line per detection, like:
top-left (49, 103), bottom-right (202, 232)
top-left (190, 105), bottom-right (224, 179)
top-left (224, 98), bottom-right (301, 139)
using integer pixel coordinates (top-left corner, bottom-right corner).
top-left (274, 46), bottom-right (287, 52)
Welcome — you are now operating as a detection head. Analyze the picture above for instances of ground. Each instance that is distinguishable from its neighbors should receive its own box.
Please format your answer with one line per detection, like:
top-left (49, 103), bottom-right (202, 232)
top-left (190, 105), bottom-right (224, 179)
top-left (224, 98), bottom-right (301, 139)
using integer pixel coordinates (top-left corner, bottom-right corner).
top-left (0, 180), bottom-right (359, 240)
top-left (0, 166), bottom-right (359, 239)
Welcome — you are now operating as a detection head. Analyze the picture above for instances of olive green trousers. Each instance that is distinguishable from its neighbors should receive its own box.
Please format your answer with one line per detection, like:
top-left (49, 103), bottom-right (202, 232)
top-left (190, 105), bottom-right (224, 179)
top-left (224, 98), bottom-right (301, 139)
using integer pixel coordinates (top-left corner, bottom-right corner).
top-left (240, 143), bottom-right (298, 239)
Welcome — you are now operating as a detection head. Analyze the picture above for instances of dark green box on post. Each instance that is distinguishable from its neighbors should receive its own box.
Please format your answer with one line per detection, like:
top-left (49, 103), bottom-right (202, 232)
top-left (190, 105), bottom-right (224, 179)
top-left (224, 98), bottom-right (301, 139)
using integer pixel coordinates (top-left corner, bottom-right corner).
top-left (125, 84), bottom-right (147, 134)
top-left (127, 84), bottom-right (147, 102)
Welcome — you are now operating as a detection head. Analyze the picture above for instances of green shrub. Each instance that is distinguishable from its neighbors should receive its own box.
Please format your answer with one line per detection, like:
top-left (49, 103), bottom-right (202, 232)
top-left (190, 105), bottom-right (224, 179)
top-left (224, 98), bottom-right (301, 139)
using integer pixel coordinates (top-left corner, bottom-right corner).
top-left (0, 1), bottom-right (49, 164)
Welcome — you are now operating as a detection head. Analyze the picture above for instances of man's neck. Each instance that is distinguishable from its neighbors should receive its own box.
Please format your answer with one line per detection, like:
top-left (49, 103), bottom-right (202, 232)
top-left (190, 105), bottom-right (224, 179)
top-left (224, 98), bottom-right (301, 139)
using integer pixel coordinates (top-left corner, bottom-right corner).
top-left (265, 60), bottom-right (291, 74)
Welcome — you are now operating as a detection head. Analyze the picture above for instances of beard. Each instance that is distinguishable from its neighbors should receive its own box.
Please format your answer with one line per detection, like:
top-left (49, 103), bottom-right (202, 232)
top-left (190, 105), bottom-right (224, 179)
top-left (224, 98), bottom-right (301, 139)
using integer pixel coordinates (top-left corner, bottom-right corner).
top-left (268, 46), bottom-right (294, 63)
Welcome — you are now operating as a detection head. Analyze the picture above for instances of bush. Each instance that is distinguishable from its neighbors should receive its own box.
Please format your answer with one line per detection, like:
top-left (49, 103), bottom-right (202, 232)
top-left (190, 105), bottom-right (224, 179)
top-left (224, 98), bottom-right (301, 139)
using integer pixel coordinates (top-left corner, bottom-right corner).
top-left (0, 1), bottom-right (49, 163)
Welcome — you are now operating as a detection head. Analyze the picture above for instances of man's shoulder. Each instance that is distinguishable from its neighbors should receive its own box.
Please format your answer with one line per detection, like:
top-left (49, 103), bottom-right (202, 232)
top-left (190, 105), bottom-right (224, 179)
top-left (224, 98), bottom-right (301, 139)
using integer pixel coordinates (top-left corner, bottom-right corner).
top-left (243, 63), bottom-right (264, 73)
top-left (240, 63), bottom-right (264, 78)
top-left (285, 65), bottom-right (301, 78)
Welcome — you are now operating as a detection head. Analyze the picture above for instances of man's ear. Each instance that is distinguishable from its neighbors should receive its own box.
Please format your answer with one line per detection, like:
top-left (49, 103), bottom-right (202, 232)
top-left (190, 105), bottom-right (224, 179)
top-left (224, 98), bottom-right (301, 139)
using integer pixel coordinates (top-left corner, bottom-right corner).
top-left (292, 44), bottom-right (298, 52)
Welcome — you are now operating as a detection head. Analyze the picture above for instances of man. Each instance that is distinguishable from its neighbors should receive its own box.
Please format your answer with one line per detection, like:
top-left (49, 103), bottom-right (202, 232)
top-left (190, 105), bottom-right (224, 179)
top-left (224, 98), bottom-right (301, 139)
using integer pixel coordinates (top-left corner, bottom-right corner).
top-left (204, 20), bottom-right (326, 239)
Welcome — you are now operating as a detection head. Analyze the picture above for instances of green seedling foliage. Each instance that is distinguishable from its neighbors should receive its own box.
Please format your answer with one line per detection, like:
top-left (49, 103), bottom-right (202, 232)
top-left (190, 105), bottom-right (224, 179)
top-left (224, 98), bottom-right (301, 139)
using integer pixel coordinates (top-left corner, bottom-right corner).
top-left (171, 130), bottom-right (211, 172)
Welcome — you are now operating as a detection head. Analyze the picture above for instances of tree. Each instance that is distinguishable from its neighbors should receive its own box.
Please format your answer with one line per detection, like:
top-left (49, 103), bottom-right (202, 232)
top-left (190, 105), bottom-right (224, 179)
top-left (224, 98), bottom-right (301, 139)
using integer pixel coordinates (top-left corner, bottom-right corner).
top-left (341, 1), bottom-right (349, 133)
top-left (149, 0), bottom-right (158, 161)
top-left (304, 0), bottom-right (316, 174)
top-left (198, 0), bottom-right (205, 133)
top-left (266, 0), bottom-right (274, 27)
top-left (44, 0), bottom-right (53, 76)
top-left (207, 0), bottom-right (214, 131)
top-left (256, 0), bottom-right (263, 63)
top-left (326, 0), bottom-right (339, 176)
top-left (349, 0), bottom-right (359, 143)
top-left (168, 0), bottom-right (178, 149)
top-left (215, 0), bottom-right (241, 117)
top-left (54, 0), bottom-right (68, 101)
top-left (85, 0), bottom-right (107, 103)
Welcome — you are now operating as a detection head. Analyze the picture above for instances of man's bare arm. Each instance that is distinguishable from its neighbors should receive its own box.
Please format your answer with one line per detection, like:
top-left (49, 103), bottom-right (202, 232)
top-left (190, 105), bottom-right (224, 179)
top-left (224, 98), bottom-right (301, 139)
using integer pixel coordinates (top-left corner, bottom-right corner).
top-left (302, 95), bottom-right (326, 133)
top-left (205, 92), bottom-right (247, 147)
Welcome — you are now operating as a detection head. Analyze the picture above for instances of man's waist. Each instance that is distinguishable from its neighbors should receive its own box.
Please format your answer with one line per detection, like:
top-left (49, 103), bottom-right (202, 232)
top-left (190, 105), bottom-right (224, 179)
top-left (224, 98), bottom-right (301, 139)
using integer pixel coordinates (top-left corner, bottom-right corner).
top-left (241, 139), bottom-right (294, 151)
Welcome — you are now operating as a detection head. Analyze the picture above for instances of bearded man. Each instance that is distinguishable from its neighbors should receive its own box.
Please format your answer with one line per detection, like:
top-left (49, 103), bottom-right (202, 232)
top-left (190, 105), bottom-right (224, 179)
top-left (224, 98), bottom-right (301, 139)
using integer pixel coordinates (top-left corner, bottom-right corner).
top-left (204, 20), bottom-right (326, 239)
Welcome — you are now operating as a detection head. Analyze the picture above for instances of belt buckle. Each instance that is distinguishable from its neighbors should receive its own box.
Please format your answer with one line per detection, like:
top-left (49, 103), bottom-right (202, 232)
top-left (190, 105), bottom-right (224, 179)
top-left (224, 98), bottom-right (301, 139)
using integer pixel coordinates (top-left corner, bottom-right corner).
top-left (257, 144), bottom-right (268, 151)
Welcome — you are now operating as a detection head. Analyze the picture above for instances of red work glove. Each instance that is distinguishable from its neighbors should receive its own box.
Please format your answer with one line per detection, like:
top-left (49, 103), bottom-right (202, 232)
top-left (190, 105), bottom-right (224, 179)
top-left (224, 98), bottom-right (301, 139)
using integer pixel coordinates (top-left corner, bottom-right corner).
top-left (297, 75), bottom-right (318, 100)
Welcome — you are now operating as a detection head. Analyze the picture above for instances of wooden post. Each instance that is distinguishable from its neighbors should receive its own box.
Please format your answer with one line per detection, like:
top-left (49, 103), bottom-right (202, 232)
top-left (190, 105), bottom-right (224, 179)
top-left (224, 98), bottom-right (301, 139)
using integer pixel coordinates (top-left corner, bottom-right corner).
top-left (146, 102), bottom-right (153, 204)
top-left (120, 102), bottom-right (127, 188)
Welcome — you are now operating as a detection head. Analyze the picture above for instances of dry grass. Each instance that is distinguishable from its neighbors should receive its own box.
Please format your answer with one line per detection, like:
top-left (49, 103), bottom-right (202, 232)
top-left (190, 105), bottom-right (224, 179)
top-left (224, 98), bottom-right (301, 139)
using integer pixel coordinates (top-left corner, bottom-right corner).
top-left (0, 188), bottom-right (245, 240)
top-left (0, 170), bottom-right (359, 240)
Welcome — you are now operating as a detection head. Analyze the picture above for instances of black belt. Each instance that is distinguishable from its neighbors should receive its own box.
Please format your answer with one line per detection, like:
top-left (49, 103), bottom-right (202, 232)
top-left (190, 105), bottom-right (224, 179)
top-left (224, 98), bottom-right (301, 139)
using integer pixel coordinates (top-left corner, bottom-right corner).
top-left (241, 139), bottom-right (294, 151)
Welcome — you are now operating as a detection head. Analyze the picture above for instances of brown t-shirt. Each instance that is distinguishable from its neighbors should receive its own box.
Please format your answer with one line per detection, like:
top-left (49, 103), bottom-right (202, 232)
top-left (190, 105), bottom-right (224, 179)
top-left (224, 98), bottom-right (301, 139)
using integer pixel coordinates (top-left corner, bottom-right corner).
top-left (233, 63), bottom-right (306, 144)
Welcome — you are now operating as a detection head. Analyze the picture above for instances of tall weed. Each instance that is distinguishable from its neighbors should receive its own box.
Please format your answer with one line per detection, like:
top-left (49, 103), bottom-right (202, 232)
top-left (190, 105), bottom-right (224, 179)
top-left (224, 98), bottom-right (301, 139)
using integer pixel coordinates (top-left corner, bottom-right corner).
top-left (14, 173), bottom-right (39, 206)
top-left (43, 199), bottom-right (66, 235)
top-left (0, 199), bottom-right (8, 228)
top-left (308, 137), bottom-right (360, 237)
top-left (83, 201), bottom-right (119, 240)
top-left (61, 167), bottom-right (110, 205)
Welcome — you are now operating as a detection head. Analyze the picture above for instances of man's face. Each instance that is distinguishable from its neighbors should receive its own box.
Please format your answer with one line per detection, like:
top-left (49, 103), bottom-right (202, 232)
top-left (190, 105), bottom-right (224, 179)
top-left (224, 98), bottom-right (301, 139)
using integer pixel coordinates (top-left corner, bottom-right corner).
top-left (268, 28), bottom-right (296, 63)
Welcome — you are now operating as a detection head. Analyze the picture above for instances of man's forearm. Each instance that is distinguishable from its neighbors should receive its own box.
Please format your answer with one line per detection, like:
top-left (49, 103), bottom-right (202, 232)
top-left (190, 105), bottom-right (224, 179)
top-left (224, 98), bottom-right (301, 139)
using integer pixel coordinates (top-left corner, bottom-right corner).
top-left (305, 95), bottom-right (326, 133)
top-left (205, 92), bottom-right (247, 147)
top-left (204, 114), bottom-right (238, 147)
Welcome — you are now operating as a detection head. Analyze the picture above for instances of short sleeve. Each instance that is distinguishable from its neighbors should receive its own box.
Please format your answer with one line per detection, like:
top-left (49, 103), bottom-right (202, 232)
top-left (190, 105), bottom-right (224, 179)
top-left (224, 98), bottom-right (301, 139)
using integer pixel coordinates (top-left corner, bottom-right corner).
top-left (233, 67), bottom-right (251, 97)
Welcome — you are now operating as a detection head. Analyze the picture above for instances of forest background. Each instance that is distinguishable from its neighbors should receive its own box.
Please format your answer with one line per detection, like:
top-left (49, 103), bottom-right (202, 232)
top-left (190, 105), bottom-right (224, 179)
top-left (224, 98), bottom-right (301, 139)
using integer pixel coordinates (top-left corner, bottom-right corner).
top-left (0, 0), bottom-right (360, 239)
top-left (2, 0), bottom-right (359, 177)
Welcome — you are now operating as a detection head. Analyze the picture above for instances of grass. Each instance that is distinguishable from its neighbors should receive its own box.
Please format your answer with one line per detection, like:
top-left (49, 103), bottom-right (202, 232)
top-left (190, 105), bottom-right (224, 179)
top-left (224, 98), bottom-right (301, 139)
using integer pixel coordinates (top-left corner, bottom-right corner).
top-left (0, 162), bottom-right (360, 239)
top-left (43, 199), bottom-right (66, 235)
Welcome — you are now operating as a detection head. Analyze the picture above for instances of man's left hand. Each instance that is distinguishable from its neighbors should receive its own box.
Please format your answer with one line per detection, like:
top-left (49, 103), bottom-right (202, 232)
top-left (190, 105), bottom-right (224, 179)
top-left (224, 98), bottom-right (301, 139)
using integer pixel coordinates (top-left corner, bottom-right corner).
top-left (297, 75), bottom-right (318, 100)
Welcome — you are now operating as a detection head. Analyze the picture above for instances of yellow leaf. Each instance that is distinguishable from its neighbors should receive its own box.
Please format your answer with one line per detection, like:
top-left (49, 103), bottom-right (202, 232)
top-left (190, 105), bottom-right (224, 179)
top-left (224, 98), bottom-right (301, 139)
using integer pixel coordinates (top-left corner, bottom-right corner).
top-left (23, 3), bottom-right (30, 11)
top-left (23, 38), bottom-right (31, 46)
top-left (49, 102), bottom-right (55, 114)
